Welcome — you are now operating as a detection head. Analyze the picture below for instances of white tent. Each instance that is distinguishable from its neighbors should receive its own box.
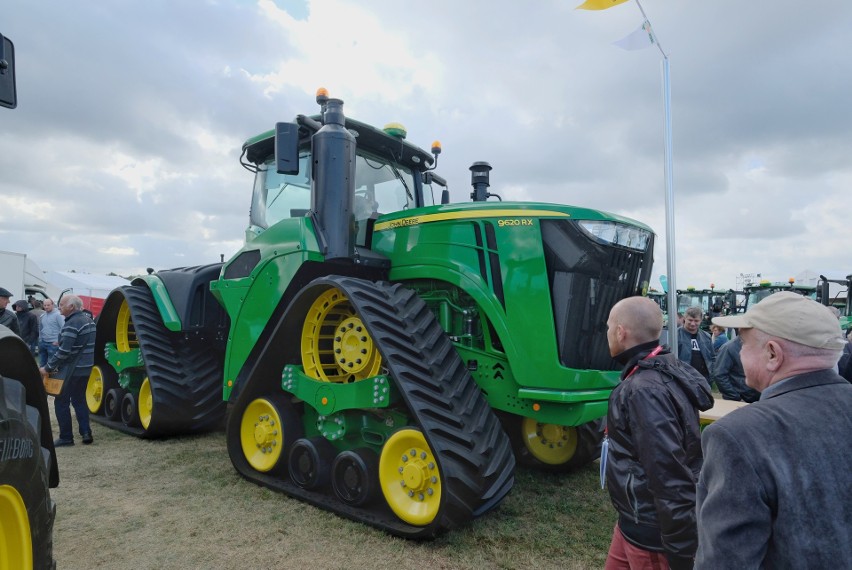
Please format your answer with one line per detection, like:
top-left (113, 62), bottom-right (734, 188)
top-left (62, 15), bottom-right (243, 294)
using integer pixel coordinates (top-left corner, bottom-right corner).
top-left (43, 271), bottom-right (128, 299)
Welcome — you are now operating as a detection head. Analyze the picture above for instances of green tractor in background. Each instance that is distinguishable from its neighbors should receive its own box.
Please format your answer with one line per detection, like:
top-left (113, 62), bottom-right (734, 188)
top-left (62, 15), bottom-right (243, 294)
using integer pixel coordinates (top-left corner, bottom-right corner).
top-left (742, 278), bottom-right (817, 311)
top-left (675, 285), bottom-right (735, 330)
top-left (819, 273), bottom-right (851, 332)
top-left (88, 90), bottom-right (655, 537)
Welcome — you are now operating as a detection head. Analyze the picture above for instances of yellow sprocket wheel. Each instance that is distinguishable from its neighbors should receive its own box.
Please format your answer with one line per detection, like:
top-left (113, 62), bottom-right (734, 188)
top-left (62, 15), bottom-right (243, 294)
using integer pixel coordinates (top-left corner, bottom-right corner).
top-left (86, 365), bottom-right (106, 414)
top-left (138, 377), bottom-right (153, 430)
top-left (240, 398), bottom-right (287, 473)
top-left (301, 287), bottom-right (382, 383)
top-left (0, 485), bottom-right (32, 570)
top-left (115, 298), bottom-right (138, 353)
top-left (520, 417), bottom-right (578, 465)
top-left (379, 429), bottom-right (442, 526)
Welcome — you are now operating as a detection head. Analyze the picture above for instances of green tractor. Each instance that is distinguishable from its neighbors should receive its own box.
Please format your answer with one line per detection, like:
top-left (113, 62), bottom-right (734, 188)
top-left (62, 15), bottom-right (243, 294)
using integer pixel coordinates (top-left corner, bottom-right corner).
top-left (742, 279), bottom-right (817, 311)
top-left (819, 273), bottom-right (851, 332)
top-left (89, 91), bottom-right (655, 536)
top-left (675, 286), bottom-right (735, 330)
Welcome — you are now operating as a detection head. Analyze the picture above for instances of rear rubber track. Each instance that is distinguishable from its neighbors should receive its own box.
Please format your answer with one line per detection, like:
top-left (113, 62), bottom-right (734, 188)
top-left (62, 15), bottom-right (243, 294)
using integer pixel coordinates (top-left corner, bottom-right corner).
top-left (92, 284), bottom-right (225, 437)
top-left (231, 276), bottom-right (515, 538)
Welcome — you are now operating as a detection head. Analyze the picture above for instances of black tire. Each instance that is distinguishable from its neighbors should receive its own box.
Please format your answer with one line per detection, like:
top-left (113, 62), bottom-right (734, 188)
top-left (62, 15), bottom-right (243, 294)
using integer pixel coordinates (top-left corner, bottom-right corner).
top-left (288, 437), bottom-right (337, 490)
top-left (332, 448), bottom-right (380, 507)
top-left (503, 414), bottom-right (604, 473)
top-left (0, 376), bottom-right (57, 570)
top-left (104, 387), bottom-right (126, 422)
top-left (121, 391), bottom-right (141, 428)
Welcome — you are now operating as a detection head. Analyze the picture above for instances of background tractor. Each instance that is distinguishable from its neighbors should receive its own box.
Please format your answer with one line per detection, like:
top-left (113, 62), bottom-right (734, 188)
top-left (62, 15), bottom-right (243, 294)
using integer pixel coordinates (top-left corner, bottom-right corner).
top-left (819, 273), bottom-right (851, 332)
top-left (89, 90), bottom-right (655, 537)
top-left (741, 278), bottom-right (817, 311)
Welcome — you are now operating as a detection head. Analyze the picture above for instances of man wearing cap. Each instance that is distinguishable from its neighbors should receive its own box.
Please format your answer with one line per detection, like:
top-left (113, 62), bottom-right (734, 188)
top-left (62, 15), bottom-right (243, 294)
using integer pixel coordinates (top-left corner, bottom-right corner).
top-left (0, 287), bottom-right (21, 335)
top-left (695, 292), bottom-right (852, 568)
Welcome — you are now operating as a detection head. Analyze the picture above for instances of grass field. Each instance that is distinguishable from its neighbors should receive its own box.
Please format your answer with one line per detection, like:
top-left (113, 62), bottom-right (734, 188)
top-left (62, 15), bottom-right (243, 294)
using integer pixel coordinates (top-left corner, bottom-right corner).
top-left (49, 409), bottom-right (615, 570)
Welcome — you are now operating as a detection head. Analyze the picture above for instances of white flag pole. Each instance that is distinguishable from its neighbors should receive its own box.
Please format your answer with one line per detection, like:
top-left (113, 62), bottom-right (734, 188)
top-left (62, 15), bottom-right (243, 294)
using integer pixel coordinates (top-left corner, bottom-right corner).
top-left (634, 0), bottom-right (677, 357)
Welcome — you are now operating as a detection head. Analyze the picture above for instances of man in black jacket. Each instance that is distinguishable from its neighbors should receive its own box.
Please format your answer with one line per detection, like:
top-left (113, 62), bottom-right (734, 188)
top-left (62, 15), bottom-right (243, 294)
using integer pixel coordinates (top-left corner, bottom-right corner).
top-left (603, 296), bottom-right (714, 570)
top-left (711, 336), bottom-right (760, 402)
top-left (13, 299), bottom-right (39, 355)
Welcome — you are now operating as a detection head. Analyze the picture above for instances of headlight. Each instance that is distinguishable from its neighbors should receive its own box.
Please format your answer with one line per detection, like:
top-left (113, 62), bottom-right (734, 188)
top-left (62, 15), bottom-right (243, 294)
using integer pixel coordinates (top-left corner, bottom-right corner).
top-left (577, 220), bottom-right (651, 251)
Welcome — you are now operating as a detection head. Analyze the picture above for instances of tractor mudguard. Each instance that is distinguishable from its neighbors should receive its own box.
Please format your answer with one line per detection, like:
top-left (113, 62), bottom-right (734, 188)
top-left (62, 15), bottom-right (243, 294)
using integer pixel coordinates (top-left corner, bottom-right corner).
top-left (133, 263), bottom-right (227, 336)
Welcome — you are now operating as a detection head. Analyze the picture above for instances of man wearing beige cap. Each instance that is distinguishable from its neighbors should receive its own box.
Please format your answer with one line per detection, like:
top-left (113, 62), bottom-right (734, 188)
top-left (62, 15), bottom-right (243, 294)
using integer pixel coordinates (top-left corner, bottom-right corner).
top-left (695, 292), bottom-right (852, 568)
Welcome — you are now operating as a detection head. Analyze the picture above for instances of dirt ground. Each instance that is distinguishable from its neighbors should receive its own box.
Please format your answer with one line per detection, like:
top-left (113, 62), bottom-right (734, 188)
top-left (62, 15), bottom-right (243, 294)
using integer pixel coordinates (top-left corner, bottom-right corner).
top-left (47, 407), bottom-right (611, 570)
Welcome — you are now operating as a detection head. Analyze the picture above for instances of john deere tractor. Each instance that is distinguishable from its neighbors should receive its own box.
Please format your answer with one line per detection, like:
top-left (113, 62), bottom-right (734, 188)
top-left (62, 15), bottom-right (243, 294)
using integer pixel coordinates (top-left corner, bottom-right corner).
top-left (89, 90), bottom-right (654, 536)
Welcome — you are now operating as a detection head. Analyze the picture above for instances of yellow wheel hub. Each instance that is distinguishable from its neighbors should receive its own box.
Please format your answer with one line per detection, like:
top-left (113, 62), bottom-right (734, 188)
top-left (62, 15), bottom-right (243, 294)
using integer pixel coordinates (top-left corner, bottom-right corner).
top-left (0, 485), bottom-right (32, 570)
top-left (379, 429), bottom-right (441, 526)
top-left (86, 366), bottom-right (105, 414)
top-left (115, 298), bottom-right (138, 353)
top-left (521, 418), bottom-right (578, 465)
top-left (301, 288), bottom-right (382, 383)
top-left (138, 378), bottom-right (153, 430)
top-left (240, 398), bottom-right (284, 473)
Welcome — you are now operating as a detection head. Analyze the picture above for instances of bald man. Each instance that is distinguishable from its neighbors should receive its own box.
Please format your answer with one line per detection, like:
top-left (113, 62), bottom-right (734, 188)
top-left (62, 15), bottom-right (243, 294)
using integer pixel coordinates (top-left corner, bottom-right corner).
top-left (603, 296), bottom-right (714, 570)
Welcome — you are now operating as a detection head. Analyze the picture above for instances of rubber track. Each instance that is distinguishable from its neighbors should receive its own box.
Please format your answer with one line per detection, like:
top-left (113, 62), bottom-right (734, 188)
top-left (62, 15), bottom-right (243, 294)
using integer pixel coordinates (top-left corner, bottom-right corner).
top-left (92, 285), bottom-right (225, 437)
top-left (232, 276), bottom-right (515, 538)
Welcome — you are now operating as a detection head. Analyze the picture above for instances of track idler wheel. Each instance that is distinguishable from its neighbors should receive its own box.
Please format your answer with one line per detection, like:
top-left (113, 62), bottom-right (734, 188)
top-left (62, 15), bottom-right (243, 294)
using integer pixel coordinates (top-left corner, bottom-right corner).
top-left (239, 395), bottom-right (302, 475)
top-left (332, 448), bottom-right (380, 507)
top-left (288, 437), bottom-right (336, 490)
top-left (121, 392), bottom-right (141, 428)
top-left (103, 387), bottom-right (127, 422)
top-left (379, 429), bottom-right (442, 526)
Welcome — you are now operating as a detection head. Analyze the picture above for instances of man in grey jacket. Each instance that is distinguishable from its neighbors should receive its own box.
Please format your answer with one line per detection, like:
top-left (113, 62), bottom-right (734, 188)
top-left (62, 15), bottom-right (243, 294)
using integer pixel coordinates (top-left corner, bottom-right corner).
top-left (696, 292), bottom-right (852, 568)
top-left (676, 306), bottom-right (715, 382)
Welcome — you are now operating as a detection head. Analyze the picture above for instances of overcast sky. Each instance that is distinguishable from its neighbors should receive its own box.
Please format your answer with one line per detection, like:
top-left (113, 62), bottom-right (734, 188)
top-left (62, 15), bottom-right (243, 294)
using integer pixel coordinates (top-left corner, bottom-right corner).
top-left (2, 0), bottom-right (850, 292)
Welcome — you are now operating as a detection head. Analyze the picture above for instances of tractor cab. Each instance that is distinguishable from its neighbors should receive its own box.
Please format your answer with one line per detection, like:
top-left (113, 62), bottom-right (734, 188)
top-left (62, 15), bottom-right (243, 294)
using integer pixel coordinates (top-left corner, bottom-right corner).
top-left (241, 105), bottom-right (443, 251)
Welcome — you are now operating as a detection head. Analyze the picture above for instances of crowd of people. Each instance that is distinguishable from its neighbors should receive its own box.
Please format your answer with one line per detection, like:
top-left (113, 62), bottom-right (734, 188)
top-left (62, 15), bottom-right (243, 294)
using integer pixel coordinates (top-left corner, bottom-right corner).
top-left (0, 286), bottom-right (96, 447)
top-left (604, 292), bottom-right (851, 568)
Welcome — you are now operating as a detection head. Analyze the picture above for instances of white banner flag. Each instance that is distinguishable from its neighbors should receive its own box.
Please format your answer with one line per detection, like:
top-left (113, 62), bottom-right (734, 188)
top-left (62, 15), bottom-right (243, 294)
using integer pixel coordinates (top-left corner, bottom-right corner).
top-left (612, 20), bottom-right (656, 51)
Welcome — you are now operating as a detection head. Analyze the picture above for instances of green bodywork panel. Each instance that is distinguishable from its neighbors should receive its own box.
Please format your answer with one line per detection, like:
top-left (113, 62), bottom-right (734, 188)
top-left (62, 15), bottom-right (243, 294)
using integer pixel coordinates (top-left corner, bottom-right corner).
top-left (369, 201), bottom-right (642, 423)
top-left (211, 216), bottom-right (323, 400)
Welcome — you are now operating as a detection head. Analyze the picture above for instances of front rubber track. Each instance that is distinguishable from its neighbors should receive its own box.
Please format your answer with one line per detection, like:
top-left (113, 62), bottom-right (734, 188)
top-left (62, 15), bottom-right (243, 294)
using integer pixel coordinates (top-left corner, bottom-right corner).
top-left (228, 276), bottom-right (516, 538)
top-left (93, 284), bottom-right (225, 438)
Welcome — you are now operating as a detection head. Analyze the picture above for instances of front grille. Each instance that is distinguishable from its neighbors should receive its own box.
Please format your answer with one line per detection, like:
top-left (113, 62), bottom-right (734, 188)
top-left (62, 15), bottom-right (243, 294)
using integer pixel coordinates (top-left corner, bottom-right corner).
top-left (542, 220), bottom-right (653, 370)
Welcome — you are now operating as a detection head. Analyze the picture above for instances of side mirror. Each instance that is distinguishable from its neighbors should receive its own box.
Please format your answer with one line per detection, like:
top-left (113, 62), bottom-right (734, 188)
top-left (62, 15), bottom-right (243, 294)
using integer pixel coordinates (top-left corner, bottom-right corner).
top-left (274, 122), bottom-right (299, 175)
top-left (0, 34), bottom-right (17, 109)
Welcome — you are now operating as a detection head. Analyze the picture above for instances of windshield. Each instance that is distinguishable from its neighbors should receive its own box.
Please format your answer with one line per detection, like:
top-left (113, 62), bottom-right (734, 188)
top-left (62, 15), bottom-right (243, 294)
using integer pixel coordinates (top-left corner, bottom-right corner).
top-left (677, 293), bottom-right (708, 315)
top-left (249, 150), bottom-right (426, 231)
